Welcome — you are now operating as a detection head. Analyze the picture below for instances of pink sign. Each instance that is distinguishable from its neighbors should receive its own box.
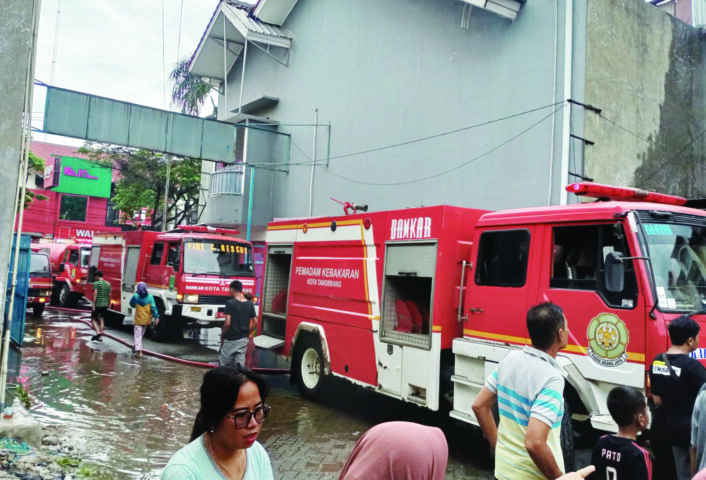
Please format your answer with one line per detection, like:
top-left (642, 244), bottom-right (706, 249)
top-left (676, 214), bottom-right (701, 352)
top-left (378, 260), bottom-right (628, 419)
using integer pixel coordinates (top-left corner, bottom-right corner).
top-left (63, 166), bottom-right (98, 180)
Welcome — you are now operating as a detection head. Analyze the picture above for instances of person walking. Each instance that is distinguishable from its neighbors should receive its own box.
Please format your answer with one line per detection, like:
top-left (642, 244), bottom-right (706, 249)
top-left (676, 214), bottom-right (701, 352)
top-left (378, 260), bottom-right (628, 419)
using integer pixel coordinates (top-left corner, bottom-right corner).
top-left (220, 280), bottom-right (257, 368)
top-left (472, 302), bottom-right (569, 480)
top-left (129, 282), bottom-right (158, 357)
top-left (91, 270), bottom-right (111, 341)
top-left (650, 315), bottom-right (706, 480)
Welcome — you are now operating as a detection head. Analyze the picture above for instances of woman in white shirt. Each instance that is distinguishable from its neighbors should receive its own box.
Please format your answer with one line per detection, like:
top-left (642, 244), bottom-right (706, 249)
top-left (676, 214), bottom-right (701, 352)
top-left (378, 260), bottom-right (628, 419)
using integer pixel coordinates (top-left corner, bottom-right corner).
top-left (161, 365), bottom-right (274, 480)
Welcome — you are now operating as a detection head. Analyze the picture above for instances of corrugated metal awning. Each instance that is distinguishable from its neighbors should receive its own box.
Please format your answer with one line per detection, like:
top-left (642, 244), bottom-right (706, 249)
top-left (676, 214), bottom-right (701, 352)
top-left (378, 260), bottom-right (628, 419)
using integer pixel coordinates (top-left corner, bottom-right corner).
top-left (189, 3), bottom-right (293, 80)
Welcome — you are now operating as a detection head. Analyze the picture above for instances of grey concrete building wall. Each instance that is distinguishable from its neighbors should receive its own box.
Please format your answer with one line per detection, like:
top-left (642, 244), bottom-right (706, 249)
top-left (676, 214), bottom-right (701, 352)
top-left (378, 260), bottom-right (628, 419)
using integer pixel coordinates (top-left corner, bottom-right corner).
top-left (218, 0), bottom-right (574, 222)
top-left (583, 0), bottom-right (706, 197)
top-left (0, 0), bottom-right (37, 320)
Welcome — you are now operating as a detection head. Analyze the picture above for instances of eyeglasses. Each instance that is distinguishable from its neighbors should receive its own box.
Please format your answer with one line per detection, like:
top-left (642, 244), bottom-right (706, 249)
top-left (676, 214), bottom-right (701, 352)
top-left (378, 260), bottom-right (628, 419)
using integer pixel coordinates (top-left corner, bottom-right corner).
top-left (226, 404), bottom-right (271, 429)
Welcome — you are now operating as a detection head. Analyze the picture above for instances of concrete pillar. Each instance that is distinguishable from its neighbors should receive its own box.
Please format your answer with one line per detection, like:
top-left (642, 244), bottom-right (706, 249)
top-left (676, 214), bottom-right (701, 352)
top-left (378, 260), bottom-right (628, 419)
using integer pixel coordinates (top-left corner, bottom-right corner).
top-left (0, 1), bottom-right (38, 331)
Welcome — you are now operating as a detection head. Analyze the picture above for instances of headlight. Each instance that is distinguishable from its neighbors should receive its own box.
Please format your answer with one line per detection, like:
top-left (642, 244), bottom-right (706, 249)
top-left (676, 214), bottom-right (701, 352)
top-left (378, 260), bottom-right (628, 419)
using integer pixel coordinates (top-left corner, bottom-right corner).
top-left (183, 294), bottom-right (199, 304)
top-left (42, 291), bottom-right (52, 297)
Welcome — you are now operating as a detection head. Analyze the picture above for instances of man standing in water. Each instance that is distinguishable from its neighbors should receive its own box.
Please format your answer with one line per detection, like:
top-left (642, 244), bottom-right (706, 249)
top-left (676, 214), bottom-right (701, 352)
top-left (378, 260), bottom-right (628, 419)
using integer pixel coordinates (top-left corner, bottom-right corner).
top-left (219, 280), bottom-right (257, 367)
top-left (91, 270), bottom-right (111, 341)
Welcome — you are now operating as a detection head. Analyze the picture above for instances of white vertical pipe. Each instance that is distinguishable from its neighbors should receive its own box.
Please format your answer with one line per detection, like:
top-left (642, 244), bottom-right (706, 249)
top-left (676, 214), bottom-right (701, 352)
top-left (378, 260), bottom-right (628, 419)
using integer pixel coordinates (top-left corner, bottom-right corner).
top-left (547, 0), bottom-right (559, 205)
top-left (162, 157), bottom-right (170, 231)
top-left (49, 0), bottom-right (61, 85)
top-left (223, 14), bottom-right (228, 116)
top-left (238, 40), bottom-right (248, 115)
top-left (559, 0), bottom-right (573, 205)
top-left (308, 109), bottom-right (319, 217)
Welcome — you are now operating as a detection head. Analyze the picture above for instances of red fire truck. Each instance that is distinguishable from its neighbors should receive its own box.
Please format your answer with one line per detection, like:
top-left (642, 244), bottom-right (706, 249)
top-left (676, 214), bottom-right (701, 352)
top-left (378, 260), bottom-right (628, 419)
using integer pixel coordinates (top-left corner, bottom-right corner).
top-left (89, 226), bottom-right (256, 341)
top-left (257, 183), bottom-right (706, 439)
top-left (35, 240), bottom-right (92, 307)
top-left (28, 245), bottom-right (53, 317)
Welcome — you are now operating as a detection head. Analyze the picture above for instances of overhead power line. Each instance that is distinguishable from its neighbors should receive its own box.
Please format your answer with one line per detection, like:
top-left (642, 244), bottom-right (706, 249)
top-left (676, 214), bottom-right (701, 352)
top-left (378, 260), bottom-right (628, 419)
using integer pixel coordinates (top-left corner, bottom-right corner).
top-left (326, 105), bottom-right (562, 186)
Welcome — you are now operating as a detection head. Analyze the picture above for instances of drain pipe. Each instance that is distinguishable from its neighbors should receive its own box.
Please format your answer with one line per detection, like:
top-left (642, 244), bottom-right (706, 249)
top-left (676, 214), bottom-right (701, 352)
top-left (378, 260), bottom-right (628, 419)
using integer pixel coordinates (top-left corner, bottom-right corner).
top-left (558, 0), bottom-right (573, 205)
top-left (308, 109), bottom-right (318, 216)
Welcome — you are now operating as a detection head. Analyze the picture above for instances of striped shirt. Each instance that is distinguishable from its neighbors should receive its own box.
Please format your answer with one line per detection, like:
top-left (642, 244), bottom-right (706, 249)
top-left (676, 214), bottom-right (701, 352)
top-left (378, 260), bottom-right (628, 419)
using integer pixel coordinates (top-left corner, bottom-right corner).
top-left (486, 345), bottom-right (565, 480)
top-left (92, 279), bottom-right (111, 308)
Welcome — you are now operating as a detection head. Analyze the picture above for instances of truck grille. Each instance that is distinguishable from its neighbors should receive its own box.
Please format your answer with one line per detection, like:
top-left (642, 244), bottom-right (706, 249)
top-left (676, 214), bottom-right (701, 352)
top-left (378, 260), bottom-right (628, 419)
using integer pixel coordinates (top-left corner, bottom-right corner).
top-left (28, 288), bottom-right (50, 297)
top-left (197, 295), bottom-right (230, 305)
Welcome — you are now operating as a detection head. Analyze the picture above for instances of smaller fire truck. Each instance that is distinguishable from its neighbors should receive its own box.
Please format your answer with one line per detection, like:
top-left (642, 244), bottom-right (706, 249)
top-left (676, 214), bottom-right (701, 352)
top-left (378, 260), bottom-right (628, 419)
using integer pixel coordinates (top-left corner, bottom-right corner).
top-left (28, 245), bottom-right (52, 317)
top-left (89, 226), bottom-right (255, 341)
top-left (36, 240), bottom-right (92, 307)
top-left (256, 183), bottom-right (706, 443)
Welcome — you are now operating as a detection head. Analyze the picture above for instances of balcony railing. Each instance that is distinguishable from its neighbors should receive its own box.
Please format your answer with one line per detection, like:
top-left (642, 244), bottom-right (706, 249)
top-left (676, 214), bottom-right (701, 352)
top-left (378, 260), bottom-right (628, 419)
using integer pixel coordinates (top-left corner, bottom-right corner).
top-left (210, 164), bottom-right (245, 195)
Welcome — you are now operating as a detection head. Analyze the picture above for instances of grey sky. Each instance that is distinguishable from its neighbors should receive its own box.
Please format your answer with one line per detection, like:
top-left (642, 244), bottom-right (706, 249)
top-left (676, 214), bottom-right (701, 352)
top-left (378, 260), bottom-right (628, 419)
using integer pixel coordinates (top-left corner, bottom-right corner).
top-left (33, 0), bottom-right (220, 144)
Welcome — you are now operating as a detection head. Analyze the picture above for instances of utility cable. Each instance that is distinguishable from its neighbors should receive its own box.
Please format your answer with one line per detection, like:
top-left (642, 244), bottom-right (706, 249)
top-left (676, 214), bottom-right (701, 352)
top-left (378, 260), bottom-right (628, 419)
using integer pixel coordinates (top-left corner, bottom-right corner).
top-left (327, 105), bottom-right (562, 186)
top-left (324, 101), bottom-right (564, 162)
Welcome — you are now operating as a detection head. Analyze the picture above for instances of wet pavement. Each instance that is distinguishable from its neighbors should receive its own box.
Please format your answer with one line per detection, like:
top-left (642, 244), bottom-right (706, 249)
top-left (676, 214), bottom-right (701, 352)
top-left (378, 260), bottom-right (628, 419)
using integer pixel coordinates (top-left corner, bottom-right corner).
top-left (4, 307), bottom-right (590, 479)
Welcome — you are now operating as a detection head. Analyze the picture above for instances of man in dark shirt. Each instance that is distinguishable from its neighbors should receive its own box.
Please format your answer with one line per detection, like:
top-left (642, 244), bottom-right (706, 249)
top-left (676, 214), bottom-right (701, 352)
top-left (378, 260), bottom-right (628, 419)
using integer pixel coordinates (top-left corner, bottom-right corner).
top-left (219, 280), bottom-right (257, 368)
top-left (650, 315), bottom-right (706, 480)
top-left (588, 386), bottom-right (651, 480)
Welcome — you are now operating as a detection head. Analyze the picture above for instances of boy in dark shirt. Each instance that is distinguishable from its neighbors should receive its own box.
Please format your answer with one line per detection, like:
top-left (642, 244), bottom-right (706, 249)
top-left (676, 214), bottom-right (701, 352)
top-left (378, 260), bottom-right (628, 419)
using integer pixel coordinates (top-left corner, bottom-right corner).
top-left (650, 315), bottom-right (706, 480)
top-left (588, 386), bottom-right (651, 480)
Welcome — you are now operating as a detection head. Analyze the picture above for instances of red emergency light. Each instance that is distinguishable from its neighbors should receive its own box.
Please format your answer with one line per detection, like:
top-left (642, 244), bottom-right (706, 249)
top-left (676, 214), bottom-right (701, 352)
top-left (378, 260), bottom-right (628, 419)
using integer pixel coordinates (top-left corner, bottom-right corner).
top-left (177, 225), bottom-right (240, 235)
top-left (566, 182), bottom-right (687, 206)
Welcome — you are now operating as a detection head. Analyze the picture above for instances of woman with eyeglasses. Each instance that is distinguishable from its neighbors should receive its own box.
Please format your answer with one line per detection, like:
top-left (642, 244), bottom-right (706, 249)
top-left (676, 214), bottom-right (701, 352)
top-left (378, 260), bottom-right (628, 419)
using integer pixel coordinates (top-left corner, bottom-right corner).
top-left (161, 365), bottom-right (274, 479)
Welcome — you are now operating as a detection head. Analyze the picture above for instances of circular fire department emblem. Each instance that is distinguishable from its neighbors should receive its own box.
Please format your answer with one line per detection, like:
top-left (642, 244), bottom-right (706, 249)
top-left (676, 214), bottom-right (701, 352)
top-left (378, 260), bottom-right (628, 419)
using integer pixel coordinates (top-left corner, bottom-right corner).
top-left (586, 313), bottom-right (629, 367)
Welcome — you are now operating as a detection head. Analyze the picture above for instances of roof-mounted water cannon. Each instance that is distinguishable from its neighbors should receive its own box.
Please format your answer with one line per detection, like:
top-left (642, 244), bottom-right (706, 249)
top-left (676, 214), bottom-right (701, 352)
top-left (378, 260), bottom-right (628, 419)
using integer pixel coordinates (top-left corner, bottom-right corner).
top-left (176, 225), bottom-right (241, 236)
top-left (330, 197), bottom-right (369, 215)
top-left (566, 182), bottom-right (687, 206)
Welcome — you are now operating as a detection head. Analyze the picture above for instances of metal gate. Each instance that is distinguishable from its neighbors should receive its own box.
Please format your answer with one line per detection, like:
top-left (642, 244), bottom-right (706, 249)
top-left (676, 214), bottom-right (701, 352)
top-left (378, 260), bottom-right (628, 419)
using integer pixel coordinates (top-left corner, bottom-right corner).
top-left (6, 235), bottom-right (30, 345)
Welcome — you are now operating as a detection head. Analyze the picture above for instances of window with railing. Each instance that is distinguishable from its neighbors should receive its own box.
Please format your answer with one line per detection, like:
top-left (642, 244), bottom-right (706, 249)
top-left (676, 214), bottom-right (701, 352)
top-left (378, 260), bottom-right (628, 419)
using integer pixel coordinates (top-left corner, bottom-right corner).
top-left (210, 162), bottom-right (245, 195)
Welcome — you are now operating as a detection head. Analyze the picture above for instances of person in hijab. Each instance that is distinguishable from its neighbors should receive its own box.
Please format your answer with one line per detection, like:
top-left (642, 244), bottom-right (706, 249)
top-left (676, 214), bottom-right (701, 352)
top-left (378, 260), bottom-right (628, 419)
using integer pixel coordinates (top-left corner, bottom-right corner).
top-left (129, 282), bottom-right (158, 356)
top-left (338, 421), bottom-right (448, 480)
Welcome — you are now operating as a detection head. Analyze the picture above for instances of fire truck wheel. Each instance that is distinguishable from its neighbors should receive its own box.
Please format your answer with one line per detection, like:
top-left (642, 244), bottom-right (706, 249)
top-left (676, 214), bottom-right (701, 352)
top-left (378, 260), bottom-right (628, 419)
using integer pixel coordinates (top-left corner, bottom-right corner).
top-left (561, 401), bottom-right (575, 472)
top-left (58, 284), bottom-right (71, 307)
top-left (295, 337), bottom-right (325, 399)
top-left (32, 304), bottom-right (45, 317)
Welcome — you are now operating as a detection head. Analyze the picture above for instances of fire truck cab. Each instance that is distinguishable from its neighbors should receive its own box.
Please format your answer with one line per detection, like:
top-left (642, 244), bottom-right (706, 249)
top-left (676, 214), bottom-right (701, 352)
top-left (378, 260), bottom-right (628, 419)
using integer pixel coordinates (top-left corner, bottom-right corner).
top-left (89, 226), bottom-right (256, 341)
top-left (36, 240), bottom-right (91, 307)
top-left (257, 183), bottom-right (706, 437)
top-left (28, 245), bottom-right (52, 317)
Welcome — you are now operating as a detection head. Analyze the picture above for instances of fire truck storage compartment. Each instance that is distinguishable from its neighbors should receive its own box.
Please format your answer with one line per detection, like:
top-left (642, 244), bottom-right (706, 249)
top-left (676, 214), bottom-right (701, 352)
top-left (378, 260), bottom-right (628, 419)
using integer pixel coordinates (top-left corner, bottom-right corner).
top-left (380, 242), bottom-right (436, 349)
top-left (261, 245), bottom-right (292, 339)
top-left (124, 246), bottom-right (141, 290)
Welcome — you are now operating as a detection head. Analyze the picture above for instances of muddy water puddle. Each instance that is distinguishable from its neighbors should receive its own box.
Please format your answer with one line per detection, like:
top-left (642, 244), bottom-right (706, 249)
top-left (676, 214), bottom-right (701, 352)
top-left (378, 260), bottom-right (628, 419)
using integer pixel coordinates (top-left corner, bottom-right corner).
top-left (7, 309), bottom-right (497, 478)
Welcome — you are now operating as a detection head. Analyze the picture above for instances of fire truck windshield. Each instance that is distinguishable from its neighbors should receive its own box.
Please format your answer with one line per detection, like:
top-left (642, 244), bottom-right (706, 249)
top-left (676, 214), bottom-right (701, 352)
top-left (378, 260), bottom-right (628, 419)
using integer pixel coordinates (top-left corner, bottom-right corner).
top-left (644, 222), bottom-right (706, 312)
top-left (30, 253), bottom-right (51, 278)
top-left (183, 240), bottom-right (254, 277)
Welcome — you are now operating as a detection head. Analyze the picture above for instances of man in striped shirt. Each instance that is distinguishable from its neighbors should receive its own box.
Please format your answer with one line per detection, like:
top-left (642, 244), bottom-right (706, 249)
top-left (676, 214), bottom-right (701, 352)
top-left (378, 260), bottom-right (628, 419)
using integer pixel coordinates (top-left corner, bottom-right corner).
top-left (91, 270), bottom-right (111, 341)
top-left (472, 302), bottom-right (569, 480)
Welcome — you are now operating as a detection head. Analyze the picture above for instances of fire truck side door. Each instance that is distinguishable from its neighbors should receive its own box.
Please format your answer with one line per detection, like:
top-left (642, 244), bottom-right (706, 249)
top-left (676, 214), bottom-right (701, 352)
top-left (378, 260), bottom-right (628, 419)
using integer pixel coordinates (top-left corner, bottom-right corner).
top-left (144, 242), bottom-right (166, 287)
top-left (465, 227), bottom-right (536, 348)
top-left (542, 222), bottom-right (645, 388)
top-left (124, 247), bottom-right (141, 291)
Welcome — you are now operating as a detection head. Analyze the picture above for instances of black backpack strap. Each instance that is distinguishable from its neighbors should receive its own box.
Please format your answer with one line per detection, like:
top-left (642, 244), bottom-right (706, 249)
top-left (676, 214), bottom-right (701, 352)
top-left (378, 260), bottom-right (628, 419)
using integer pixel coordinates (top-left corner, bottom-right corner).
top-left (661, 353), bottom-right (679, 381)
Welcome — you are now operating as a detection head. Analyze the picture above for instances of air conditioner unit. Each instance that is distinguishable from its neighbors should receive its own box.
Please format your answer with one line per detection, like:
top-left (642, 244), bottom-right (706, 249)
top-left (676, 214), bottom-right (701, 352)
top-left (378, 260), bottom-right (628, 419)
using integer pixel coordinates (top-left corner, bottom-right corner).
top-left (460, 0), bottom-right (526, 21)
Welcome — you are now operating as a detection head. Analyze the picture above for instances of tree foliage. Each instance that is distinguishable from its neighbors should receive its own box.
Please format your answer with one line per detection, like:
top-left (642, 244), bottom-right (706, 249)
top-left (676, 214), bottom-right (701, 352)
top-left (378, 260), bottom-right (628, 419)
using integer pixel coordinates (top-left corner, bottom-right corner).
top-left (78, 143), bottom-right (201, 229)
top-left (22, 151), bottom-right (48, 208)
top-left (170, 58), bottom-right (215, 116)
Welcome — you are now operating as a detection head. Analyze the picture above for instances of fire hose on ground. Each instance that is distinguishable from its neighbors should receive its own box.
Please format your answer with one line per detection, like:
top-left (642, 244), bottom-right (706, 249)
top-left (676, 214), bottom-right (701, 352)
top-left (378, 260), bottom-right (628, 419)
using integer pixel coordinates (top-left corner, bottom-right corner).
top-left (50, 306), bottom-right (288, 374)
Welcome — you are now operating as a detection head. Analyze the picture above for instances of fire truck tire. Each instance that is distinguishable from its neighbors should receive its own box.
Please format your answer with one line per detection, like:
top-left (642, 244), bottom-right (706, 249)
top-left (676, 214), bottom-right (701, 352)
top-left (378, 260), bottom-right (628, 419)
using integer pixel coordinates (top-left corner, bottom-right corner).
top-left (58, 284), bottom-right (71, 307)
top-left (32, 304), bottom-right (45, 317)
top-left (561, 401), bottom-right (575, 472)
top-left (294, 337), bottom-right (325, 399)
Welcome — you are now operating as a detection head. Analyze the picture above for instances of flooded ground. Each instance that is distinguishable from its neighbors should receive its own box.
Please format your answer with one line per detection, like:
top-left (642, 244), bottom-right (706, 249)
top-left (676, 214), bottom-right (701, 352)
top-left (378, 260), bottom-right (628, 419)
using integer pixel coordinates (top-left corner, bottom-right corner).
top-left (4, 307), bottom-right (589, 479)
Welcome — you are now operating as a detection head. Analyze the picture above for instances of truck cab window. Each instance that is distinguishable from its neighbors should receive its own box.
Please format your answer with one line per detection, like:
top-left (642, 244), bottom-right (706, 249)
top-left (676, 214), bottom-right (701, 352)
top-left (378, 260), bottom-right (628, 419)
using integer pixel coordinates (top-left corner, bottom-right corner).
top-left (166, 243), bottom-right (181, 270)
top-left (150, 243), bottom-right (165, 265)
top-left (67, 249), bottom-right (79, 265)
top-left (551, 223), bottom-right (638, 308)
top-left (475, 229), bottom-right (530, 287)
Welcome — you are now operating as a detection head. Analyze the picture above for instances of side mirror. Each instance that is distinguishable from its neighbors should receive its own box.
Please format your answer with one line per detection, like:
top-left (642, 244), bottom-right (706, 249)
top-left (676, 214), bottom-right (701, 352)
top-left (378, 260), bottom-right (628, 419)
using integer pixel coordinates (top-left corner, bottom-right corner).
top-left (59, 263), bottom-right (65, 273)
top-left (605, 251), bottom-right (625, 293)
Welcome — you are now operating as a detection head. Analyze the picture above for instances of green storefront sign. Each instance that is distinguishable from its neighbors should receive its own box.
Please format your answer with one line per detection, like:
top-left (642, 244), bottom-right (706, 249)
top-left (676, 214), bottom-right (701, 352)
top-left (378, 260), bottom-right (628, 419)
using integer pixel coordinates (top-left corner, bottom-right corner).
top-left (53, 157), bottom-right (111, 198)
